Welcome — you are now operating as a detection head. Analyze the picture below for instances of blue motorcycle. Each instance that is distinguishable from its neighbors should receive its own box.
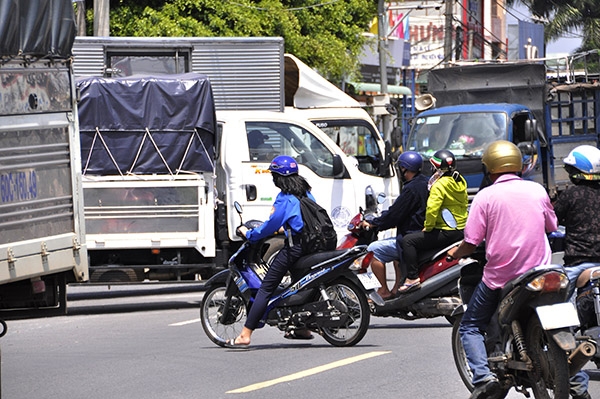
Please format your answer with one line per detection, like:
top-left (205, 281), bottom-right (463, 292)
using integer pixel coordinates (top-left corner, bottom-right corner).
top-left (200, 202), bottom-right (383, 347)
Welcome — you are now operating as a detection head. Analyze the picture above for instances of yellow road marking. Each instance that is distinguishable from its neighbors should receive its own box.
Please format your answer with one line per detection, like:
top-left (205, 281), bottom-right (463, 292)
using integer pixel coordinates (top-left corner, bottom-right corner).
top-left (226, 350), bottom-right (391, 394)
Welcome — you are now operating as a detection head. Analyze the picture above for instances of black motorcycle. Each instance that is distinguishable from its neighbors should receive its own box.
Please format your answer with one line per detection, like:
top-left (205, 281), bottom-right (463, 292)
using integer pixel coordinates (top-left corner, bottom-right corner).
top-left (451, 262), bottom-right (595, 398)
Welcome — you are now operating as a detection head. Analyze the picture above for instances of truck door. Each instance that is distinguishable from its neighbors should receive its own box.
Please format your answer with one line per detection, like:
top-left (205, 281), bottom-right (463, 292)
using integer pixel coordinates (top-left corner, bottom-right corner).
top-left (229, 120), bottom-right (357, 238)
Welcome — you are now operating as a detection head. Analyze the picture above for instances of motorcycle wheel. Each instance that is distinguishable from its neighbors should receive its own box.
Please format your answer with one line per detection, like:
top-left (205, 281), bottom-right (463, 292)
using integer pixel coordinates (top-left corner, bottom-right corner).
top-left (451, 315), bottom-right (476, 392)
top-left (526, 316), bottom-right (570, 399)
top-left (321, 279), bottom-right (370, 347)
top-left (200, 285), bottom-right (247, 347)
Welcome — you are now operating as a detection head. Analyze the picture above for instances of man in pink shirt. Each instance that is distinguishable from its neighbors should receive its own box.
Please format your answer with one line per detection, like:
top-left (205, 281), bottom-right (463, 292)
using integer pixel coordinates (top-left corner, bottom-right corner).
top-left (447, 141), bottom-right (558, 399)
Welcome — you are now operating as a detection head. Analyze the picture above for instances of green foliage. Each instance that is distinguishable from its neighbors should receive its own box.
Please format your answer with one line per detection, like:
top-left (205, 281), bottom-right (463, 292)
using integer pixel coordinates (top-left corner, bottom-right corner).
top-left (99, 0), bottom-right (376, 81)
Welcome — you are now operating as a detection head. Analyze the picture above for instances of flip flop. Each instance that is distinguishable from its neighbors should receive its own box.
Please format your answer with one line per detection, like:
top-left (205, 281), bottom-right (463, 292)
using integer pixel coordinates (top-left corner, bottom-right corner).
top-left (284, 330), bottom-right (314, 340)
top-left (398, 280), bottom-right (421, 294)
top-left (224, 338), bottom-right (250, 349)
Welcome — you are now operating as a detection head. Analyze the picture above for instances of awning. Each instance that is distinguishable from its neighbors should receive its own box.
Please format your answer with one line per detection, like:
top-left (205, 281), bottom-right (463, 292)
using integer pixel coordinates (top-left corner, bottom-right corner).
top-left (348, 82), bottom-right (412, 96)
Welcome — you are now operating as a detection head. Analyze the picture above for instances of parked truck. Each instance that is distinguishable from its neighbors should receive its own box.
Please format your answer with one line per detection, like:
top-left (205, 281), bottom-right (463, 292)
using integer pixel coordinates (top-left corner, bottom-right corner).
top-left (404, 62), bottom-right (600, 198)
top-left (72, 36), bottom-right (401, 283)
top-left (78, 73), bottom-right (396, 282)
top-left (0, 0), bottom-right (88, 317)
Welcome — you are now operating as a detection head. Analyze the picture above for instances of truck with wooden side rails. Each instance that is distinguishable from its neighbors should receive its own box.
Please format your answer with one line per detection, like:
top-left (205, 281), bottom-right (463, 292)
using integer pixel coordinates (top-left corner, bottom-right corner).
top-left (404, 60), bottom-right (600, 198)
top-left (0, 0), bottom-right (88, 318)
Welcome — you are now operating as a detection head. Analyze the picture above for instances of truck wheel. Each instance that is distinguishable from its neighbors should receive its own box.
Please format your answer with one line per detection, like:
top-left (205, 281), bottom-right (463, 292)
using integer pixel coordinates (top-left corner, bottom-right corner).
top-left (96, 270), bottom-right (132, 283)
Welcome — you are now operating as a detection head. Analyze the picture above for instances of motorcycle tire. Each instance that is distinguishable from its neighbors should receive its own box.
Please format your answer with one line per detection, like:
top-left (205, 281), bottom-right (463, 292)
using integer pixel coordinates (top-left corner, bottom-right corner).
top-left (200, 284), bottom-right (247, 347)
top-left (526, 316), bottom-right (570, 399)
top-left (451, 315), bottom-right (476, 392)
top-left (321, 279), bottom-right (370, 347)
top-left (451, 316), bottom-right (510, 398)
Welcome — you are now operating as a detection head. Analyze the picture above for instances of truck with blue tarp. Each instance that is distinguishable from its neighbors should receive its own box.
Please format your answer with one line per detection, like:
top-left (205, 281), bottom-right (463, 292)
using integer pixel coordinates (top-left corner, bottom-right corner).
top-left (404, 61), bottom-right (600, 198)
top-left (0, 0), bottom-right (88, 317)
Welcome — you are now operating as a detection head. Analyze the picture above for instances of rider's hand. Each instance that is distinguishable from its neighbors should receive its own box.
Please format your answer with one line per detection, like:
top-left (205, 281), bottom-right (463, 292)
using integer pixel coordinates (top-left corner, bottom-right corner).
top-left (359, 221), bottom-right (372, 230)
top-left (236, 225), bottom-right (249, 238)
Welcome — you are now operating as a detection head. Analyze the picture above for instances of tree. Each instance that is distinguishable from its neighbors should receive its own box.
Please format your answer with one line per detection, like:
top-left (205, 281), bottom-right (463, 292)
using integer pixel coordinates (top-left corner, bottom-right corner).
top-left (85, 0), bottom-right (376, 82)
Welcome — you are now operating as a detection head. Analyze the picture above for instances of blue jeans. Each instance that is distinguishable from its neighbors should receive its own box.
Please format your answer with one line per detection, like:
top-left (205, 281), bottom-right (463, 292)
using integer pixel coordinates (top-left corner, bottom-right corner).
top-left (367, 237), bottom-right (401, 264)
top-left (459, 281), bottom-right (501, 385)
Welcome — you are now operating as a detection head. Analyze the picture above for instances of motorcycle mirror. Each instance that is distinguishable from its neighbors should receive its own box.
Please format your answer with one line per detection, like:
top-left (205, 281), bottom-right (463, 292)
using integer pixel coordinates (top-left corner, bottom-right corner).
top-left (234, 201), bottom-right (244, 225)
top-left (441, 208), bottom-right (457, 229)
top-left (377, 193), bottom-right (386, 204)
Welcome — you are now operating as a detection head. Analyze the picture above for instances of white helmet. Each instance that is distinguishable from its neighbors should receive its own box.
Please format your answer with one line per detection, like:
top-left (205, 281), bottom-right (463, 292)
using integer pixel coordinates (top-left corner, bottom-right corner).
top-left (563, 145), bottom-right (600, 181)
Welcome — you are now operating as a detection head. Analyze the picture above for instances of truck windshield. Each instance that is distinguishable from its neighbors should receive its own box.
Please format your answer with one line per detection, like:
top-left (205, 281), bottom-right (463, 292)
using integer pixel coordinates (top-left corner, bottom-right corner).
top-left (407, 112), bottom-right (507, 159)
top-left (311, 119), bottom-right (381, 176)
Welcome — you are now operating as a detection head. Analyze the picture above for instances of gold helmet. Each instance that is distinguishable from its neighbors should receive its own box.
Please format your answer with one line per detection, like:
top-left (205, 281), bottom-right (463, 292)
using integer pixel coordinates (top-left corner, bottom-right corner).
top-left (482, 140), bottom-right (523, 174)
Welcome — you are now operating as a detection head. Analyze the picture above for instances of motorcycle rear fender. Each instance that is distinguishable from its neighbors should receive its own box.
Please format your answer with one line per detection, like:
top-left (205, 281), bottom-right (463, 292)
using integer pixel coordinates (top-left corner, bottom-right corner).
top-left (548, 328), bottom-right (577, 351)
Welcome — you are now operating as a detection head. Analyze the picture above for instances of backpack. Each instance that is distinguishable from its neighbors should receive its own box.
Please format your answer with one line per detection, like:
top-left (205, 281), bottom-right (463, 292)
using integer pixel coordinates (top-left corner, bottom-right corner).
top-left (295, 195), bottom-right (337, 253)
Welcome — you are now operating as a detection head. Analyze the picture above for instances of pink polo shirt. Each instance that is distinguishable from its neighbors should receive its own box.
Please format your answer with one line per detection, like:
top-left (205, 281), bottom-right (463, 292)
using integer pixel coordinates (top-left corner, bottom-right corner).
top-left (464, 174), bottom-right (558, 289)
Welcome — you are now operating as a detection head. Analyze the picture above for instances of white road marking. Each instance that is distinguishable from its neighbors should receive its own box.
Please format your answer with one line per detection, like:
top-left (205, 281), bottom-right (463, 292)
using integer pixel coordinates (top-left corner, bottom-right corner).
top-left (226, 350), bottom-right (391, 394)
top-left (169, 318), bottom-right (200, 326)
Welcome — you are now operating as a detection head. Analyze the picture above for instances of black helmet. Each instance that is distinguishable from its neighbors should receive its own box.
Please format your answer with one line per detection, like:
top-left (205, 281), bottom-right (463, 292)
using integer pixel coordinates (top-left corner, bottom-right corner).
top-left (429, 149), bottom-right (456, 172)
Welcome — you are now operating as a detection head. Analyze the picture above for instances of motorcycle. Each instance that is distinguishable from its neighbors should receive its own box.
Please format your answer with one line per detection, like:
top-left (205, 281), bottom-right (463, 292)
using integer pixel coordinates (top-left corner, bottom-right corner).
top-left (338, 205), bottom-right (467, 323)
top-left (451, 262), bottom-right (596, 398)
top-left (200, 202), bottom-right (384, 348)
top-left (571, 264), bottom-right (600, 369)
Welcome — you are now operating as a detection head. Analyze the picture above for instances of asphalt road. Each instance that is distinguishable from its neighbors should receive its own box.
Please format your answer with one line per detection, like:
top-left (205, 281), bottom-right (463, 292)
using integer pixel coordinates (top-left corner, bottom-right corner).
top-left (1, 284), bottom-right (599, 399)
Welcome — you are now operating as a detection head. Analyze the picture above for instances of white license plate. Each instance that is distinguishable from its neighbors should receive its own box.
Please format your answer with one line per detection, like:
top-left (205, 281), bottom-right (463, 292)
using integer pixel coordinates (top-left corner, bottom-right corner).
top-left (536, 302), bottom-right (580, 330)
top-left (357, 272), bottom-right (382, 290)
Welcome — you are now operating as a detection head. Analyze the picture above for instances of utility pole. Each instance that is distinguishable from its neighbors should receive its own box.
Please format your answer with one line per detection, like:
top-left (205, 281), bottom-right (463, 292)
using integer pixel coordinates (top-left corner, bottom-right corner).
top-left (93, 0), bottom-right (110, 36)
top-left (443, 0), bottom-right (454, 64)
top-left (377, 0), bottom-right (391, 141)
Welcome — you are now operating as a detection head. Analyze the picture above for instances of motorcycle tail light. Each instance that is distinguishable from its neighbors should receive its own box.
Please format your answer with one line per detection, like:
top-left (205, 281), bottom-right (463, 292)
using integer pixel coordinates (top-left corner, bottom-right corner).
top-left (350, 252), bottom-right (373, 272)
top-left (526, 271), bottom-right (569, 293)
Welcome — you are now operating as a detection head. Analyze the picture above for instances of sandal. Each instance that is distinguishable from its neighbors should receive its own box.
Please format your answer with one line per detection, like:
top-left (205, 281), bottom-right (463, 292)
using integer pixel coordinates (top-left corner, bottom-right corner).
top-left (224, 338), bottom-right (250, 349)
top-left (398, 279), bottom-right (421, 294)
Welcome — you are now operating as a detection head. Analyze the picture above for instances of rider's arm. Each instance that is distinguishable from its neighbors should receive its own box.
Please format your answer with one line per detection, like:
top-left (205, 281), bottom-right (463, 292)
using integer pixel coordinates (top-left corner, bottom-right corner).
top-left (447, 241), bottom-right (477, 260)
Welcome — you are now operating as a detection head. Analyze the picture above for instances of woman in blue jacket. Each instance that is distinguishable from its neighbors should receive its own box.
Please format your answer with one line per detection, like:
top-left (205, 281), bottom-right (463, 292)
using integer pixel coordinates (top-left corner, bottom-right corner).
top-left (227, 155), bottom-right (314, 348)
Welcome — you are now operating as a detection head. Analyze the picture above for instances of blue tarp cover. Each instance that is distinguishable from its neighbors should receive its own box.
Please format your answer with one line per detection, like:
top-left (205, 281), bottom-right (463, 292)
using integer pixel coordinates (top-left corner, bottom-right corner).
top-left (0, 0), bottom-right (76, 58)
top-left (77, 73), bottom-right (216, 175)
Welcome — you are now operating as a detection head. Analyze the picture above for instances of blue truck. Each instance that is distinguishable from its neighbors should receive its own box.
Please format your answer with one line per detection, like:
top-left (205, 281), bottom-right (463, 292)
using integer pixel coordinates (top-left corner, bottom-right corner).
top-left (404, 62), bottom-right (600, 198)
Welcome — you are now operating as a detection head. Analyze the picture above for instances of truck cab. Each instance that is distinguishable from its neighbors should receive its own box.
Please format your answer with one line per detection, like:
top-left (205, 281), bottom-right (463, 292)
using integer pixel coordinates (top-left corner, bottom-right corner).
top-left (405, 103), bottom-right (540, 195)
top-left (216, 110), bottom-right (398, 240)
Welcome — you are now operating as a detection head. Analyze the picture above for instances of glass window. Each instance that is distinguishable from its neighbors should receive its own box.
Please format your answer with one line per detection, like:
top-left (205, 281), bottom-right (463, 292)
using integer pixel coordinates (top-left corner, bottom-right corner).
top-left (311, 119), bottom-right (381, 175)
top-left (407, 112), bottom-right (507, 159)
top-left (246, 122), bottom-right (336, 178)
top-left (107, 50), bottom-right (189, 77)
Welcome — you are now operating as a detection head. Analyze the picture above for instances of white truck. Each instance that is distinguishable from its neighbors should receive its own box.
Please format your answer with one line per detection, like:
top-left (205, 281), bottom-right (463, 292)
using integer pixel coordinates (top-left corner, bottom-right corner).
top-left (72, 37), bottom-right (401, 283)
top-left (0, 0), bottom-right (88, 317)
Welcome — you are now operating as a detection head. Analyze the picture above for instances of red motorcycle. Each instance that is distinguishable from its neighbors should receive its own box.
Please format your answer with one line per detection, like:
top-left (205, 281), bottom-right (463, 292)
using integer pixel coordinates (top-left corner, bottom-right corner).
top-left (337, 207), bottom-right (475, 323)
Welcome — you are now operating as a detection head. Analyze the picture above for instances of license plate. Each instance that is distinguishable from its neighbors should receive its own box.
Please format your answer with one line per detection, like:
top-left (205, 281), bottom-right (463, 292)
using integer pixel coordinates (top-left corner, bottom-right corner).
top-left (536, 302), bottom-right (580, 330)
top-left (357, 272), bottom-right (382, 290)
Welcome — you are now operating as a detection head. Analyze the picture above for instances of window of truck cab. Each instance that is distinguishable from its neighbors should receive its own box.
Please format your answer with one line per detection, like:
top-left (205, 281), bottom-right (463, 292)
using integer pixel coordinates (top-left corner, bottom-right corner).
top-left (407, 112), bottom-right (507, 159)
top-left (311, 119), bottom-right (381, 176)
top-left (105, 48), bottom-right (191, 77)
top-left (245, 121), bottom-right (337, 178)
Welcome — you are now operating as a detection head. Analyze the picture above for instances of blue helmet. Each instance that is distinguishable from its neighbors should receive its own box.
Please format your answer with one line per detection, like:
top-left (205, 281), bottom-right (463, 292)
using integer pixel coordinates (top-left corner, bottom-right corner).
top-left (397, 151), bottom-right (423, 172)
top-left (269, 155), bottom-right (298, 175)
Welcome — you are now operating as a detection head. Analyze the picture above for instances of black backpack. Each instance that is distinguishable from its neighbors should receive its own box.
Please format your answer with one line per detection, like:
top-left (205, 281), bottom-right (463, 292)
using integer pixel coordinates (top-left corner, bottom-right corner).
top-left (295, 195), bottom-right (337, 253)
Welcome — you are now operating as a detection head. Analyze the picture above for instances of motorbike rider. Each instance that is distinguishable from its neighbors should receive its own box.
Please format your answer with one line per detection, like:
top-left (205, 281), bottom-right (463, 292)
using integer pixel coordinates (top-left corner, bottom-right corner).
top-left (359, 151), bottom-right (428, 299)
top-left (398, 149), bottom-right (468, 293)
top-left (552, 145), bottom-right (600, 399)
top-left (228, 155), bottom-right (315, 348)
top-left (447, 140), bottom-right (559, 399)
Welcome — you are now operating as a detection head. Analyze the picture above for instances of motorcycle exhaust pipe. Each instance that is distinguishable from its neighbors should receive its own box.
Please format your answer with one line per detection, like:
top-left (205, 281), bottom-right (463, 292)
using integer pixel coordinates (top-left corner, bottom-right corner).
top-left (569, 340), bottom-right (597, 376)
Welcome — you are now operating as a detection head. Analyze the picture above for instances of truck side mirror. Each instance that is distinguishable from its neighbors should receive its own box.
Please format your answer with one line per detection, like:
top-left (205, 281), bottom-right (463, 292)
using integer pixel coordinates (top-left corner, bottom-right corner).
top-left (517, 142), bottom-right (536, 156)
top-left (524, 119), bottom-right (537, 141)
top-left (332, 154), bottom-right (346, 178)
top-left (379, 140), bottom-right (393, 177)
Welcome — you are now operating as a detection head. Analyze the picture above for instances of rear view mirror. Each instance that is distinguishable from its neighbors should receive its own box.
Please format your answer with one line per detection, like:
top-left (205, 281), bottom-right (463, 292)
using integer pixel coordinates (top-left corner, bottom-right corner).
top-left (441, 208), bottom-right (457, 229)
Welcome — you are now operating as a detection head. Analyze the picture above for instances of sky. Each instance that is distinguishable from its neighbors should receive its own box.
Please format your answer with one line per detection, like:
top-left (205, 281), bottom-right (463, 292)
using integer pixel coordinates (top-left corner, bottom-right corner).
top-left (506, 3), bottom-right (583, 57)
